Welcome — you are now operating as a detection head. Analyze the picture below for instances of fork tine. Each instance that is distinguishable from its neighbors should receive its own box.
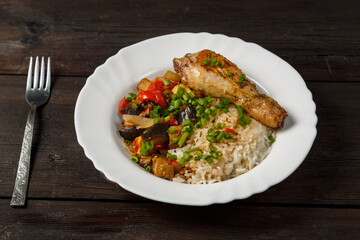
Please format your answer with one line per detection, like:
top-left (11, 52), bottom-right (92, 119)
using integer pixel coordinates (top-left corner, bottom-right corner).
top-left (45, 57), bottom-right (51, 91)
top-left (26, 57), bottom-right (33, 90)
top-left (33, 56), bottom-right (39, 89)
top-left (39, 57), bottom-right (45, 89)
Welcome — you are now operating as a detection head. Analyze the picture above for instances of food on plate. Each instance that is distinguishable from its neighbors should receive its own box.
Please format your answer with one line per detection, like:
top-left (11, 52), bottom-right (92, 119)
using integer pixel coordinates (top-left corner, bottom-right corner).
top-left (117, 50), bottom-right (285, 183)
top-left (173, 49), bottom-right (287, 128)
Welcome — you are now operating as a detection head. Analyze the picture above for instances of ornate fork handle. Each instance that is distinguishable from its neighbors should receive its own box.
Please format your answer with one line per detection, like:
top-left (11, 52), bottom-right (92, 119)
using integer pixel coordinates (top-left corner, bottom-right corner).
top-left (10, 106), bottom-right (36, 206)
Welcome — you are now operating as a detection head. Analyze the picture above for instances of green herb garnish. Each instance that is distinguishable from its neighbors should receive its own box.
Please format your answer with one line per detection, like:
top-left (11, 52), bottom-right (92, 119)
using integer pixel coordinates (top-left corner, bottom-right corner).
top-left (268, 135), bottom-right (276, 143)
top-left (220, 61), bottom-right (225, 68)
top-left (237, 106), bottom-right (251, 127)
top-left (164, 79), bottom-right (171, 86)
top-left (131, 156), bottom-right (139, 163)
top-left (139, 141), bottom-right (154, 156)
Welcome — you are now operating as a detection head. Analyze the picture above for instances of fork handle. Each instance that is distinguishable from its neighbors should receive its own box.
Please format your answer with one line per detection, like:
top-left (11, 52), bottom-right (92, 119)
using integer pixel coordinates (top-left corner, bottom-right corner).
top-left (10, 106), bottom-right (36, 206)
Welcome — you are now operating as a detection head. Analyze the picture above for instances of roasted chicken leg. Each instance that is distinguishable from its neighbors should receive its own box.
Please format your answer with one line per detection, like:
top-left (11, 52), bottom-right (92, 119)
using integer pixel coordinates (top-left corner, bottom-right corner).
top-left (173, 49), bottom-right (287, 128)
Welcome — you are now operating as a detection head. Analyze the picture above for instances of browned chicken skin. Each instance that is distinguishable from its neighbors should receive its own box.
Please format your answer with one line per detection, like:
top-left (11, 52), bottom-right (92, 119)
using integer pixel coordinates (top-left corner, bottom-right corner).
top-left (173, 50), bottom-right (287, 128)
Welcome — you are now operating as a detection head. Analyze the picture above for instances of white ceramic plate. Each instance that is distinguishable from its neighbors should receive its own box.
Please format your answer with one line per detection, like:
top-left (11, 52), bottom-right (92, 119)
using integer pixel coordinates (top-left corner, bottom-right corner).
top-left (74, 32), bottom-right (317, 206)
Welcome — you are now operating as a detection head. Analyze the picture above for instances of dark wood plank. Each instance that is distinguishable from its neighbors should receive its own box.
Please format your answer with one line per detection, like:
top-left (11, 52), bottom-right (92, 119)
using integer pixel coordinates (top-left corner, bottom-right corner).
top-left (0, 0), bottom-right (359, 80)
top-left (1, 199), bottom-right (359, 240)
top-left (0, 75), bottom-right (359, 205)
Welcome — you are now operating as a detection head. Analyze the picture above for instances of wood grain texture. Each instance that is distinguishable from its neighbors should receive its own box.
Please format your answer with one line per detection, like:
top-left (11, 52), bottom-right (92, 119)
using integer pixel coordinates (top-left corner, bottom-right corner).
top-left (0, 75), bottom-right (359, 205)
top-left (0, 0), bottom-right (359, 80)
top-left (1, 199), bottom-right (359, 240)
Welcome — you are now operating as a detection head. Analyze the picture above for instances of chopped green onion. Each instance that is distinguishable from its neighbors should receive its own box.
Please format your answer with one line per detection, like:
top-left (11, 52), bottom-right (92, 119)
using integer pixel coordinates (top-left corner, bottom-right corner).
top-left (171, 94), bottom-right (177, 100)
top-left (146, 165), bottom-right (151, 172)
top-left (174, 99), bottom-right (181, 109)
top-left (132, 103), bottom-right (138, 109)
top-left (188, 91), bottom-right (196, 98)
top-left (220, 61), bottom-right (225, 68)
top-left (179, 152), bottom-right (190, 166)
top-left (198, 98), bottom-right (206, 105)
top-left (216, 132), bottom-right (225, 141)
top-left (203, 59), bottom-right (209, 66)
top-left (204, 96), bottom-right (212, 103)
top-left (209, 57), bottom-right (218, 67)
top-left (126, 97), bottom-right (133, 102)
top-left (171, 137), bottom-right (179, 143)
top-left (236, 74), bottom-right (247, 86)
top-left (164, 79), bottom-right (171, 86)
top-left (237, 106), bottom-right (251, 127)
top-left (186, 147), bottom-right (200, 153)
top-left (129, 92), bottom-right (137, 99)
top-left (198, 88), bottom-right (204, 91)
top-left (183, 119), bottom-right (192, 126)
top-left (268, 135), bottom-right (276, 143)
top-left (226, 71), bottom-right (233, 77)
top-left (225, 132), bottom-right (234, 140)
top-left (140, 141), bottom-right (154, 156)
top-left (200, 118), bottom-right (207, 126)
top-left (143, 130), bottom-right (148, 134)
top-left (208, 51), bottom-right (212, 58)
top-left (177, 86), bottom-right (185, 97)
top-left (167, 127), bottom-right (177, 134)
top-left (237, 105), bottom-right (244, 118)
top-left (164, 116), bottom-right (171, 122)
top-left (131, 156), bottom-right (139, 163)
top-left (206, 135), bottom-right (215, 142)
top-left (242, 115), bottom-right (251, 124)
top-left (194, 151), bottom-right (203, 161)
top-left (239, 74), bottom-right (246, 81)
top-left (209, 145), bottom-right (217, 153)
top-left (154, 117), bottom-right (160, 124)
top-left (166, 152), bottom-right (178, 160)
top-left (178, 132), bottom-right (189, 147)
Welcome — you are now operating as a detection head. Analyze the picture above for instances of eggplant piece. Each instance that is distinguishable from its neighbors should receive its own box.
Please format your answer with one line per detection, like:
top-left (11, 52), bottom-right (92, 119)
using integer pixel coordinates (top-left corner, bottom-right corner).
top-left (118, 126), bottom-right (143, 141)
top-left (121, 103), bottom-right (145, 115)
top-left (152, 154), bottom-right (175, 180)
top-left (141, 123), bottom-right (169, 146)
top-left (178, 106), bottom-right (197, 125)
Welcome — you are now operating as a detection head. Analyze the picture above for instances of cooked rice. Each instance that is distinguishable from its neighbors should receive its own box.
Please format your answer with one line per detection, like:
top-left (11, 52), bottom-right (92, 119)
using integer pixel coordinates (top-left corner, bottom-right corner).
top-left (169, 103), bottom-right (275, 184)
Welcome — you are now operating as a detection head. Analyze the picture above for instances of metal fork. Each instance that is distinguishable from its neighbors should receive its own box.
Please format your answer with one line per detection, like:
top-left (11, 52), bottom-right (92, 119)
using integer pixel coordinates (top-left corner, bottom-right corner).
top-left (10, 57), bottom-right (51, 206)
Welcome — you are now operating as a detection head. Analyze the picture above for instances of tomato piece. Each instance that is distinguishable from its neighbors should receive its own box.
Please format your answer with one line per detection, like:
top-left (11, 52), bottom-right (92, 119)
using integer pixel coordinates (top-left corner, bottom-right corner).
top-left (133, 137), bottom-right (142, 153)
top-left (224, 128), bottom-right (236, 135)
top-left (137, 89), bottom-right (168, 109)
top-left (118, 97), bottom-right (128, 114)
top-left (137, 90), bottom-right (156, 103)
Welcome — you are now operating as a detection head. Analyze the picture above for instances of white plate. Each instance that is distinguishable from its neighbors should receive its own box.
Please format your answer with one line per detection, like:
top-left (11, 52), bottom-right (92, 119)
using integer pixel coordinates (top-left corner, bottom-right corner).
top-left (74, 32), bottom-right (317, 206)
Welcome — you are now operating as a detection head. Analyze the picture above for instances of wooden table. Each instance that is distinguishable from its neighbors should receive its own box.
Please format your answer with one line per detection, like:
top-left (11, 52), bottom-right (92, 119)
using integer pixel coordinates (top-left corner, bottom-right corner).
top-left (1, 0), bottom-right (359, 239)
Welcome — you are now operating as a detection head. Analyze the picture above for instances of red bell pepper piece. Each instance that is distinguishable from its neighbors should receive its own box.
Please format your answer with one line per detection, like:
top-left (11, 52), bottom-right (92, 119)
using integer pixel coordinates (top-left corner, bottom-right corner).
top-left (224, 128), bottom-right (236, 135)
top-left (167, 158), bottom-right (180, 166)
